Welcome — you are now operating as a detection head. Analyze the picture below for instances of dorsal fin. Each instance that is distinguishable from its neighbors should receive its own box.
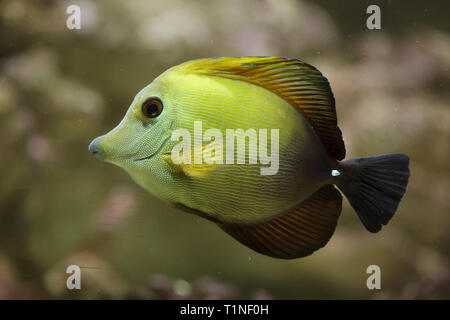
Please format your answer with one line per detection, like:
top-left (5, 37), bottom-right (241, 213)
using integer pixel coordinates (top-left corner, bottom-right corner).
top-left (179, 56), bottom-right (346, 160)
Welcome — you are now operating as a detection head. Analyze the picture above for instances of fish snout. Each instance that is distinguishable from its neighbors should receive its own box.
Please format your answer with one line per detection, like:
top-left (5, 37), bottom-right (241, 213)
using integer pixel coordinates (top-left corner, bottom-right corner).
top-left (89, 137), bottom-right (104, 160)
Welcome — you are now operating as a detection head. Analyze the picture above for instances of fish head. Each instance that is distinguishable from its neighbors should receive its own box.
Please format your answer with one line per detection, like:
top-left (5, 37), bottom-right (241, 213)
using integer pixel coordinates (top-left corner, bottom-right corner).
top-left (88, 73), bottom-right (176, 173)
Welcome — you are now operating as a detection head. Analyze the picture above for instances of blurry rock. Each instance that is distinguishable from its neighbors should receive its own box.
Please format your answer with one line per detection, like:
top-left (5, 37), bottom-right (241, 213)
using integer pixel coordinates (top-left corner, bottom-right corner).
top-left (251, 288), bottom-right (274, 300)
top-left (195, 276), bottom-right (238, 300)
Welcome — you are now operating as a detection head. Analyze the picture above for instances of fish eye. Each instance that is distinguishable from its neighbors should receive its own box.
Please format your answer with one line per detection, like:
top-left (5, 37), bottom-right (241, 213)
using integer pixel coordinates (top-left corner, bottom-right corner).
top-left (141, 97), bottom-right (163, 118)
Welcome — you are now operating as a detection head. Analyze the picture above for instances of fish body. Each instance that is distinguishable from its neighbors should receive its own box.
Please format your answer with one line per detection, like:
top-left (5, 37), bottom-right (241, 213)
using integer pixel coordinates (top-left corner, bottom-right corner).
top-left (89, 57), bottom-right (410, 259)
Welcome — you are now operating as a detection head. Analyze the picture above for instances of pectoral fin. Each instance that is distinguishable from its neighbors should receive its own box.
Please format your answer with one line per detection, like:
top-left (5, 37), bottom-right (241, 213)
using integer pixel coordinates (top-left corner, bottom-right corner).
top-left (218, 185), bottom-right (342, 259)
top-left (163, 140), bottom-right (222, 179)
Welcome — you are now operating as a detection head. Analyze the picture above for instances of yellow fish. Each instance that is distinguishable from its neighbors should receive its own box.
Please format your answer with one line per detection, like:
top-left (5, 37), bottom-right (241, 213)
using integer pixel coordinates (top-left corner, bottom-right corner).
top-left (89, 57), bottom-right (410, 259)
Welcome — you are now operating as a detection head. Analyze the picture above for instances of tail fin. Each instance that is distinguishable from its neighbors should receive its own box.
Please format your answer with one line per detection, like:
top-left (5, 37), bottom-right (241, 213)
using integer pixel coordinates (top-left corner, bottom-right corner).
top-left (336, 154), bottom-right (410, 233)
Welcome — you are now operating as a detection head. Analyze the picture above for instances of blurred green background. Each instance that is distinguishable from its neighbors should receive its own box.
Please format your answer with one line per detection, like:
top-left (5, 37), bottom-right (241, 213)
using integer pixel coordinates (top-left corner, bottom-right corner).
top-left (0, 0), bottom-right (449, 299)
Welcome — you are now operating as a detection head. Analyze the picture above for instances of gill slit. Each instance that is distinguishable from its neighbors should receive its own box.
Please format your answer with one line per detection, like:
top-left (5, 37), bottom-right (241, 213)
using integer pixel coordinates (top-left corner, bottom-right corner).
top-left (134, 120), bottom-right (175, 161)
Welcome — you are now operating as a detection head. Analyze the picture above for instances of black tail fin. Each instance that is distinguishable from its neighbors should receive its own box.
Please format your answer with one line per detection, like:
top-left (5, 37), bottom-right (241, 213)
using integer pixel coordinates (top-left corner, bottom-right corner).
top-left (336, 154), bottom-right (410, 233)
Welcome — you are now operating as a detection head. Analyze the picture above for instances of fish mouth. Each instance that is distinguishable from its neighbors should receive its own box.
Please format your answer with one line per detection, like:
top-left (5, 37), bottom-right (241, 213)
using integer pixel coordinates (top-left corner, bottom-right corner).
top-left (134, 136), bottom-right (170, 161)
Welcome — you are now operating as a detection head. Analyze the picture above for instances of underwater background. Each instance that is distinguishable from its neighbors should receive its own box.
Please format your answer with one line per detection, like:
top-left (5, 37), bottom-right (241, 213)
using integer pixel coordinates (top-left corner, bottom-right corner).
top-left (0, 0), bottom-right (449, 299)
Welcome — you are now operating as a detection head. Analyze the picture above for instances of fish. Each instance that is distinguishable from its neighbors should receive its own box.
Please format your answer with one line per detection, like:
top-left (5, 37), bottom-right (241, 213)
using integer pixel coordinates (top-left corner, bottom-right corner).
top-left (88, 57), bottom-right (410, 259)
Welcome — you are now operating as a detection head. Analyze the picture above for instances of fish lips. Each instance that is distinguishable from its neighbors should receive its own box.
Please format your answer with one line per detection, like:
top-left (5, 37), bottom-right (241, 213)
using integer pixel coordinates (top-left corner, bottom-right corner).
top-left (88, 136), bottom-right (104, 160)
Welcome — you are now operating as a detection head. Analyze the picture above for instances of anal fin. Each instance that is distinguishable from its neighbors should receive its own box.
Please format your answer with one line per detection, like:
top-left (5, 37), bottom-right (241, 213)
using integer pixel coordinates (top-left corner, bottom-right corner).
top-left (218, 185), bottom-right (342, 259)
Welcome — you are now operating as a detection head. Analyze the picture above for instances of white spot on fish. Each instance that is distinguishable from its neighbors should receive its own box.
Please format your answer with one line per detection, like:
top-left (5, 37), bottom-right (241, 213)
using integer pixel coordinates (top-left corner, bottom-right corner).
top-left (331, 169), bottom-right (341, 177)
